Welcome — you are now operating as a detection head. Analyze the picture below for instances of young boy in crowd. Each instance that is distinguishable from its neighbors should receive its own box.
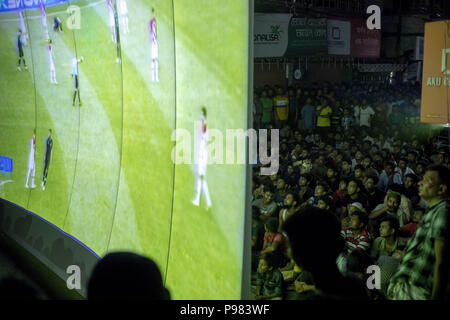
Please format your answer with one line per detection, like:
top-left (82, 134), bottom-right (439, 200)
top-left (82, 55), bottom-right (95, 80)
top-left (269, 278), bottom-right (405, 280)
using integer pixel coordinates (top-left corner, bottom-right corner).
top-left (254, 252), bottom-right (283, 300)
top-left (371, 216), bottom-right (406, 261)
top-left (399, 206), bottom-right (424, 237)
top-left (341, 211), bottom-right (371, 255)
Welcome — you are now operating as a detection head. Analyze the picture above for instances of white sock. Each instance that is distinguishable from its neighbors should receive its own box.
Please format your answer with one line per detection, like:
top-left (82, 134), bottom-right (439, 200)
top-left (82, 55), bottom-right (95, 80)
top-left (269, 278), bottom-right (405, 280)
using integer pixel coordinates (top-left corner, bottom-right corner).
top-left (193, 178), bottom-right (201, 204)
top-left (202, 180), bottom-right (211, 207)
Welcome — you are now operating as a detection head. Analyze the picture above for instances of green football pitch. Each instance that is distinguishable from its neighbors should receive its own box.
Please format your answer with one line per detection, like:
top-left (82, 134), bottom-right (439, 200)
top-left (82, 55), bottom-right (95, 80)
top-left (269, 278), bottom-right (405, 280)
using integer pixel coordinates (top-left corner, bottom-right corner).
top-left (0, 0), bottom-right (249, 299)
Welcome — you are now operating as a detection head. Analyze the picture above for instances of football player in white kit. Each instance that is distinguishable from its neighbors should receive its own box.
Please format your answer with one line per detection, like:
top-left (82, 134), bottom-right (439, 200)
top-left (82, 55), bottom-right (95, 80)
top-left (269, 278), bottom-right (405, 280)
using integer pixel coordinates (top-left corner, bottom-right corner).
top-left (18, 9), bottom-right (28, 46)
top-left (47, 40), bottom-right (57, 84)
top-left (106, 0), bottom-right (116, 43)
top-left (149, 8), bottom-right (158, 82)
top-left (39, 0), bottom-right (50, 41)
top-left (118, 0), bottom-right (129, 34)
top-left (192, 107), bottom-right (211, 208)
top-left (25, 129), bottom-right (36, 189)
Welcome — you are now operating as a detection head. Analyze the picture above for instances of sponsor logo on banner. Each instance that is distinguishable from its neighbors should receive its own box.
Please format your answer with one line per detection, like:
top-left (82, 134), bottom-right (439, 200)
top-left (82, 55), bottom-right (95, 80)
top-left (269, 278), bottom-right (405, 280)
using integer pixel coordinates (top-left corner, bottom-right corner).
top-left (254, 13), bottom-right (290, 58)
top-left (421, 21), bottom-right (450, 124)
top-left (328, 19), bottom-right (351, 55)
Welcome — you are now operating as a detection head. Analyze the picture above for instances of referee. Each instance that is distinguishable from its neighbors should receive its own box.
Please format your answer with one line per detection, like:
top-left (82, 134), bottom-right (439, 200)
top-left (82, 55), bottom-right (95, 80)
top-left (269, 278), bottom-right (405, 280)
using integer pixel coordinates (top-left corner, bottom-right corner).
top-left (17, 29), bottom-right (28, 71)
top-left (41, 129), bottom-right (53, 191)
top-left (71, 56), bottom-right (83, 106)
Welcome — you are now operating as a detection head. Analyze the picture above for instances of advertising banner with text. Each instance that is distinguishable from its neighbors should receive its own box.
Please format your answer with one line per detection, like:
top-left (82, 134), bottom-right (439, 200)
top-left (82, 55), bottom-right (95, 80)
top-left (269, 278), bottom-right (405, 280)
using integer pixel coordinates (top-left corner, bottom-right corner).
top-left (421, 21), bottom-right (450, 124)
top-left (328, 18), bottom-right (351, 55)
top-left (350, 19), bottom-right (381, 58)
top-left (285, 16), bottom-right (328, 56)
top-left (254, 13), bottom-right (291, 58)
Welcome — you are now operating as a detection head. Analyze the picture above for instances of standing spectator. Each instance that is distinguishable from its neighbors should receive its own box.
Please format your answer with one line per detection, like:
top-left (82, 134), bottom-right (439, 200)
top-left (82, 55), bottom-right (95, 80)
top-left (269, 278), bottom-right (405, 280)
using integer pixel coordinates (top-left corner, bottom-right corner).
top-left (273, 87), bottom-right (289, 128)
top-left (315, 97), bottom-right (332, 135)
top-left (341, 108), bottom-right (354, 132)
top-left (260, 90), bottom-right (273, 129)
top-left (388, 165), bottom-right (450, 300)
top-left (300, 98), bottom-right (316, 132)
top-left (358, 102), bottom-right (376, 128)
top-left (287, 87), bottom-right (299, 128)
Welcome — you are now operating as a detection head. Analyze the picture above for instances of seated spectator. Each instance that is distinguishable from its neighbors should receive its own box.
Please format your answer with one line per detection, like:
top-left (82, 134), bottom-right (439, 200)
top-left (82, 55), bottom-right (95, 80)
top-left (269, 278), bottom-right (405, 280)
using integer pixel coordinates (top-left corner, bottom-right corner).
top-left (254, 252), bottom-right (283, 300)
top-left (87, 252), bottom-right (170, 300)
top-left (404, 173), bottom-right (420, 207)
top-left (340, 158), bottom-right (353, 181)
top-left (364, 175), bottom-right (385, 212)
top-left (341, 211), bottom-right (371, 255)
top-left (340, 179), bottom-right (369, 218)
top-left (305, 181), bottom-right (328, 206)
top-left (252, 190), bottom-right (277, 222)
top-left (353, 164), bottom-right (366, 182)
top-left (333, 178), bottom-right (348, 208)
top-left (252, 207), bottom-right (266, 271)
top-left (348, 202), bottom-right (366, 215)
top-left (369, 191), bottom-right (408, 236)
top-left (296, 174), bottom-right (314, 203)
top-left (388, 184), bottom-right (414, 225)
top-left (317, 195), bottom-right (334, 212)
top-left (398, 158), bottom-right (415, 182)
top-left (377, 161), bottom-right (402, 192)
top-left (325, 165), bottom-right (339, 192)
top-left (370, 216), bottom-right (406, 261)
top-left (274, 178), bottom-right (289, 207)
top-left (261, 218), bottom-right (288, 261)
top-left (282, 206), bottom-right (369, 300)
top-left (278, 192), bottom-right (300, 232)
top-left (399, 206), bottom-right (424, 237)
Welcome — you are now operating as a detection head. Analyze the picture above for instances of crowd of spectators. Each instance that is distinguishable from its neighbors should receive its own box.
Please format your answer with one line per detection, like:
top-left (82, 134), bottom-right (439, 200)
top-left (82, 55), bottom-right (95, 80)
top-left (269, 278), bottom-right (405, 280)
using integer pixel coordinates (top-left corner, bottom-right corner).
top-left (251, 81), bottom-right (450, 300)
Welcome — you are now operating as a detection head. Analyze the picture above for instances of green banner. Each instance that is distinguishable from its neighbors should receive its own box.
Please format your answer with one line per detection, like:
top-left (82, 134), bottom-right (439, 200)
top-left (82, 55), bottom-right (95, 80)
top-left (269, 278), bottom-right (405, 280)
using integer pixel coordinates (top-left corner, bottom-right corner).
top-left (285, 16), bottom-right (328, 56)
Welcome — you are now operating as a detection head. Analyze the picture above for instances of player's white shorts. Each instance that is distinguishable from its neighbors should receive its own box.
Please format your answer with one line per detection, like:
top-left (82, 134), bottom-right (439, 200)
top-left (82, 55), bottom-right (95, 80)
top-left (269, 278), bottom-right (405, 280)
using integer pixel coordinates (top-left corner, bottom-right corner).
top-left (197, 151), bottom-right (207, 175)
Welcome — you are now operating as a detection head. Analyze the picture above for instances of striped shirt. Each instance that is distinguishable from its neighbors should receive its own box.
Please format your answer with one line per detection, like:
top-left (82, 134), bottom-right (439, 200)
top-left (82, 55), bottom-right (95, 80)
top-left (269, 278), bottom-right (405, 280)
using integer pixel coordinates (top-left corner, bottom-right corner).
top-left (388, 198), bottom-right (450, 298)
top-left (341, 228), bottom-right (371, 254)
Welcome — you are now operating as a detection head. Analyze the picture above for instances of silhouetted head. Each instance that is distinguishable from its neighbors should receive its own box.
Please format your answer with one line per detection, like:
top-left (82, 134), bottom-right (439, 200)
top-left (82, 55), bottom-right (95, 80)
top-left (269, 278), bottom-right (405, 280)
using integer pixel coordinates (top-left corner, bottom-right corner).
top-left (88, 252), bottom-right (170, 300)
top-left (282, 206), bottom-right (344, 272)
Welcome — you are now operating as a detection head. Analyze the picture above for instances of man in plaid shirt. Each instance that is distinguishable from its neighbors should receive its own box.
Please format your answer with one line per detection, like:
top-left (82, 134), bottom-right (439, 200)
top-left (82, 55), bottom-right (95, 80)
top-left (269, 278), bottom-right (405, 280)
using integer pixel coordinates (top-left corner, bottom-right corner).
top-left (388, 165), bottom-right (450, 300)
